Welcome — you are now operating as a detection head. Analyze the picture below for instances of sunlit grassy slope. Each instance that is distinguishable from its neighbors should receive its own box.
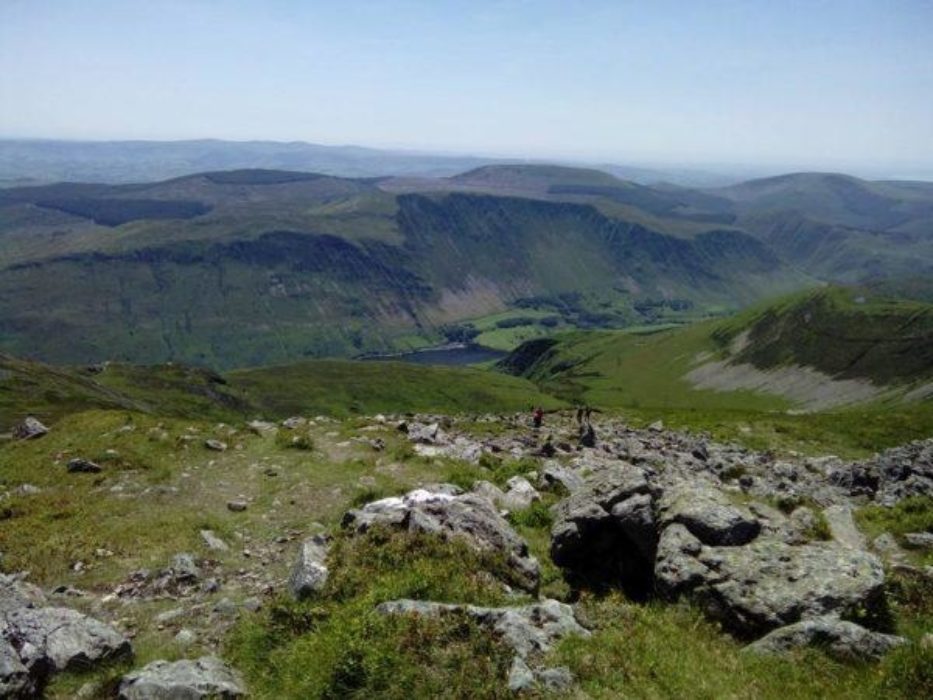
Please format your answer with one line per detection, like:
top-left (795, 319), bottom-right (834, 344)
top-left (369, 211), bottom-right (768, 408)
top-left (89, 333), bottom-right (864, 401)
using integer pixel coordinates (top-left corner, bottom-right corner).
top-left (501, 287), bottom-right (933, 456)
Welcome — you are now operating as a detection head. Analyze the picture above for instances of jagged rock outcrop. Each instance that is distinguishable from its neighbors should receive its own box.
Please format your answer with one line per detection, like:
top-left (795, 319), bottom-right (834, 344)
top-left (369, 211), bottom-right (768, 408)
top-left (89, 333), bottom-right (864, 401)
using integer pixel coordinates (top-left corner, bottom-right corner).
top-left (829, 439), bottom-right (933, 505)
top-left (119, 656), bottom-right (246, 699)
top-left (744, 618), bottom-right (906, 661)
top-left (343, 487), bottom-right (540, 592)
top-left (377, 598), bottom-right (588, 693)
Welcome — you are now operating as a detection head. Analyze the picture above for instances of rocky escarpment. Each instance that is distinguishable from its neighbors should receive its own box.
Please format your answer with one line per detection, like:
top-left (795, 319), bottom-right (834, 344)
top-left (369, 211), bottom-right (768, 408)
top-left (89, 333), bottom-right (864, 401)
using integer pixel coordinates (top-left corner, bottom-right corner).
top-left (383, 412), bottom-right (932, 664)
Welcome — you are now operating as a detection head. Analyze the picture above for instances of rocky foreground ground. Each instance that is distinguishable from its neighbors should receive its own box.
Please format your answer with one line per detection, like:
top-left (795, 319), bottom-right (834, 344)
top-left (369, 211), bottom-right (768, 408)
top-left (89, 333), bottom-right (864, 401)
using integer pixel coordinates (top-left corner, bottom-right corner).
top-left (2, 412), bottom-right (931, 697)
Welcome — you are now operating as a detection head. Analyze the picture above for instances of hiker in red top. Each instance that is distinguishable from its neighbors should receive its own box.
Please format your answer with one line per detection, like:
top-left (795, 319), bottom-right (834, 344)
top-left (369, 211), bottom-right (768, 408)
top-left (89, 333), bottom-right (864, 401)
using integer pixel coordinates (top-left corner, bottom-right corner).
top-left (532, 406), bottom-right (544, 429)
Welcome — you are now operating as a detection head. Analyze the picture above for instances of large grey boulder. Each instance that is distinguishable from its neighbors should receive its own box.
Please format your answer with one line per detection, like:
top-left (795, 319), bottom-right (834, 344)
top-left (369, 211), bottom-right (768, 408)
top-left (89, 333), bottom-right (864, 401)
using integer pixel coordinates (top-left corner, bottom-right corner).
top-left (658, 481), bottom-right (760, 546)
top-left (550, 464), bottom-right (658, 596)
top-left (343, 487), bottom-right (539, 592)
top-left (378, 598), bottom-right (588, 692)
top-left (288, 535), bottom-right (330, 600)
top-left (744, 618), bottom-right (906, 662)
top-left (655, 528), bottom-right (887, 638)
top-left (119, 656), bottom-right (246, 699)
top-left (2, 607), bottom-right (132, 673)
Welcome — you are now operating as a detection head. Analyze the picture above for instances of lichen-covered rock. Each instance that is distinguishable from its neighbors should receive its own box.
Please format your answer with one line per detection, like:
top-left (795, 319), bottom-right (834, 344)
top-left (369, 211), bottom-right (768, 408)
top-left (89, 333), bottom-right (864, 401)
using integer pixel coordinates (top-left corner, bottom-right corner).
top-left (0, 574), bottom-right (46, 615)
top-left (343, 487), bottom-right (539, 592)
top-left (656, 533), bottom-right (887, 638)
top-left (0, 637), bottom-right (32, 699)
top-left (658, 481), bottom-right (760, 546)
top-left (550, 464), bottom-right (658, 596)
top-left (829, 439), bottom-right (933, 505)
top-left (119, 656), bottom-right (246, 699)
top-left (288, 535), bottom-right (330, 600)
top-left (744, 618), bottom-right (906, 661)
top-left (2, 607), bottom-right (132, 673)
top-left (538, 461), bottom-right (585, 493)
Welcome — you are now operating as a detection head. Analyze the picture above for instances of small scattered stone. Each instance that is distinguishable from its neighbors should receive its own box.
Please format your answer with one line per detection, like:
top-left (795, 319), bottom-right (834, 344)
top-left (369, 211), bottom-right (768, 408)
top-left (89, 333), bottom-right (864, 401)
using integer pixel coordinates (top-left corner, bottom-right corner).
top-left (205, 439), bottom-right (227, 452)
top-left (200, 530), bottom-right (230, 552)
top-left (227, 499), bottom-right (248, 512)
top-left (173, 629), bottom-right (196, 648)
top-left (67, 458), bottom-right (102, 473)
top-left (212, 598), bottom-right (238, 617)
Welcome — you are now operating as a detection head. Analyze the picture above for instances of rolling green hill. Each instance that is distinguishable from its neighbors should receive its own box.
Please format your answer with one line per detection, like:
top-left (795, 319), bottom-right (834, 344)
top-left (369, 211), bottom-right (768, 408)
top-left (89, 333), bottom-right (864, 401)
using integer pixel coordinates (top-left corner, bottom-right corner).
top-left (0, 353), bottom-right (560, 429)
top-left (0, 168), bottom-right (812, 368)
top-left (714, 173), bottom-right (933, 282)
top-left (500, 287), bottom-right (933, 454)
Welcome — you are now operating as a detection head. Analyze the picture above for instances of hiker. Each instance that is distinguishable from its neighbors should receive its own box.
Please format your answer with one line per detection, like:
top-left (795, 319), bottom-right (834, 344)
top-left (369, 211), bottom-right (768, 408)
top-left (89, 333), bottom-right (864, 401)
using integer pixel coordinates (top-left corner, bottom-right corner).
top-left (579, 421), bottom-right (596, 448)
top-left (532, 406), bottom-right (544, 429)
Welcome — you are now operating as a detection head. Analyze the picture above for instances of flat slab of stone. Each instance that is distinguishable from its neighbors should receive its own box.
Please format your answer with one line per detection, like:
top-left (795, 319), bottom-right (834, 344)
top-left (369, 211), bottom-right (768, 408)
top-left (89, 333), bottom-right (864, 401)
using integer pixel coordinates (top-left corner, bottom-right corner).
top-left (744, 618), bottom-right (905, 662)
top-left (119, 656), bottom-right (246, 699)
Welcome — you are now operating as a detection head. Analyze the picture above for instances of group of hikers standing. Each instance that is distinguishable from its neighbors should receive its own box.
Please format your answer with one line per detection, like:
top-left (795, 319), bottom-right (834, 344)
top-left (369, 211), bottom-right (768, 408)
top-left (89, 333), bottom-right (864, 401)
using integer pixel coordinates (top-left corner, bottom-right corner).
top-left (530, 403), bottom-right (597, 448)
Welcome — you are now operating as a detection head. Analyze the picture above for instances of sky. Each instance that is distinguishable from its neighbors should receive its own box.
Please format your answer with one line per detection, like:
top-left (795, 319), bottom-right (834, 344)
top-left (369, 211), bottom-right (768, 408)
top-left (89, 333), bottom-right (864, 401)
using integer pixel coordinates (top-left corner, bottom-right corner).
top-left (1, 0), bottom-right (932, 176)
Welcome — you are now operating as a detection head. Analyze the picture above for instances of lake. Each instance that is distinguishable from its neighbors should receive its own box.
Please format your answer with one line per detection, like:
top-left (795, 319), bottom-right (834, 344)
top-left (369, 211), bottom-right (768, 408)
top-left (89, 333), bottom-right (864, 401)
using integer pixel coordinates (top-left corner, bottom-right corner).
top-left (362, 343), bottom-right (507, 366)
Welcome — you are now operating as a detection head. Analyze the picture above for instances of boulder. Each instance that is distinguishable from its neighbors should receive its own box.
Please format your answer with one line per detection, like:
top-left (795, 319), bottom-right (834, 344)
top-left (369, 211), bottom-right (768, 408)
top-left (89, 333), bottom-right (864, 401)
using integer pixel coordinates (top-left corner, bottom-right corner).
top-left (501, 477), bottom-right (540, 511)
top-left (343, 487), bottom-right (539, 592)
top-left (550, 464), bottom-right (657, 596)
top-left (3, 606), bottom-right (132, 673)
top-left (656, 531), bottom-right (887, 638)
top-left (288, 535), bottom-right (330, 600)
top-left (119, 656), bottom-right (246, 699)
top-left (538, 462), bottom-right (585, 493)
top-left (67, 458), bottom-right (102, 474)
top-left (658, 481), bottom-right (760, 546)
top-left (12, 417), bottom-right (48, 440)
top-left (169, 553), bottom-right (200, 582)
top-left (744, 618), bottom-right (906, 662)
top-left (408, 422), bottom-right (445, 445)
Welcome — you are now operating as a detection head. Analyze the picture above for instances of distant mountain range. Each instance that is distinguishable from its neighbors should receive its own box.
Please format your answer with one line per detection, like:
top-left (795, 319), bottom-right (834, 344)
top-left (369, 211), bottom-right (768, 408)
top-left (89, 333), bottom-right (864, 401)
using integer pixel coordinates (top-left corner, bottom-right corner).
top-left (0, 138), bottom-right (739, 188)
top-left (0, 162), bottom-right (931, 368)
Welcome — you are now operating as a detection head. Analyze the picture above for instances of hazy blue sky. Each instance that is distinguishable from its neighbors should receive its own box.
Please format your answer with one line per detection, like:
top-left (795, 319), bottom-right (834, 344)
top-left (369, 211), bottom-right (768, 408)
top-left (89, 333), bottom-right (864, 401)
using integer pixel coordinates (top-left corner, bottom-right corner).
top-left (2, 0), bottom-right (931, 174)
